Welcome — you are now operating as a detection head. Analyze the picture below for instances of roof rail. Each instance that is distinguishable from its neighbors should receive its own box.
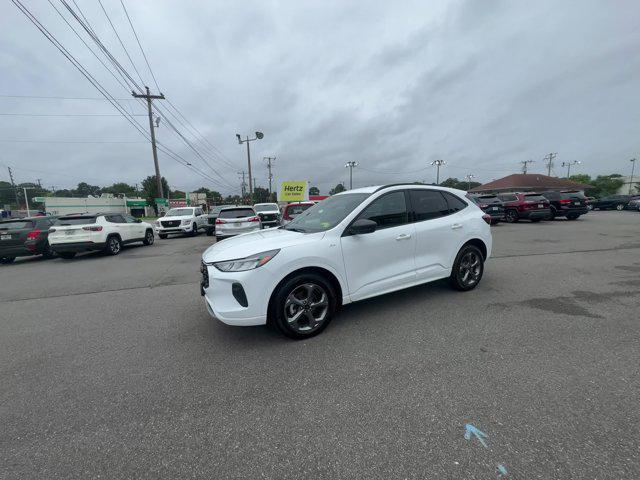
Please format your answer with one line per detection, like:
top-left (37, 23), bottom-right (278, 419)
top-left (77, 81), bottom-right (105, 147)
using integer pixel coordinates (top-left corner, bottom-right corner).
top-left (373, 182), bottom-right (429, 193)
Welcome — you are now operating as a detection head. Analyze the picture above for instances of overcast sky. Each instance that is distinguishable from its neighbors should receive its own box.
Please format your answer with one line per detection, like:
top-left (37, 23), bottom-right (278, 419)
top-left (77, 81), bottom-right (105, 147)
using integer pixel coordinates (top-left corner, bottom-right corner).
top-left (1, 0), bottom-right (639, 195)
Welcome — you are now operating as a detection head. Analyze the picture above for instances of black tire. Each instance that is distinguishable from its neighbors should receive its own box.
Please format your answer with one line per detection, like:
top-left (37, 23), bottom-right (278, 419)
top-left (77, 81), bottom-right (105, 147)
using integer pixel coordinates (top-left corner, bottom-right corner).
top-left (158, 233), bottom-right (168, 239)
top-left (58, 252), bottom-right (76, 259)
top-left (206, 229), bottom-right (214, 236)
top-left (271, 273), bottom-right (337, 339)
top-left (214, 235), bottom-right (221, 242)
top-left (567, 214), bottom-right (579, 220)
top-left (104, 235), bottom-right (122, 256)
top-left (142, 229), bottom-right (154, 245)
top-left (547, 208), bottom-right (556, 221)
top-left (0, 257), bottom-right (16, 264)
top-left (190, 223), bottom-right (198, 236)
top-left (449, 244), bottom-right (484, 291)
top-left (505, 210), bottom-right (518, 223)
top-left (616, 203), bottom-right (625, 211)
top-left (42, 241), bottom-right (55, 259)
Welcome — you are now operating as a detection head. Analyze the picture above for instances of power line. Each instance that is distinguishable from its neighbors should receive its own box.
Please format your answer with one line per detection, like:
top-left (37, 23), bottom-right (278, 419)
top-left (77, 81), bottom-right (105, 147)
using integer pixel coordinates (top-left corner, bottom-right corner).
top-left (0, 139), bottom-right (146, 144)
top-left (0, 94), bottom-right (132, 100)
top-left (0, 112), bottom-right (145, 116)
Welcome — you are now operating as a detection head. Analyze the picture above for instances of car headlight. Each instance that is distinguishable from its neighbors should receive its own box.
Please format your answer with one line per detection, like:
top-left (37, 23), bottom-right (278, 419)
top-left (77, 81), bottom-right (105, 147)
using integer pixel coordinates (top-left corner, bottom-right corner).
top-left (211, 249), bottom-right (280, 272)
top-left (181, 219), bottom-right (190, 225)
top-left (155, 221), bottom-right (160, 226)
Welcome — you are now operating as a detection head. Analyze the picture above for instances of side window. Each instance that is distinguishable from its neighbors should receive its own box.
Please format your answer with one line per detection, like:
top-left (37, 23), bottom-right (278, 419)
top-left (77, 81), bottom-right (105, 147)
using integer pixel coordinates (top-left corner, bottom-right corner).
top-left (124, 215), bottom-right (136, 223)
top-left (409, 190), bottom-right (449, 221)
top-left (357, 191), bottom-right (408, 229)
top-left (196, 208), bottom-right (203, 216)
top-left (442, 192), bottom-right (467, 213)
top-left (105, 214), bottom-right (126, 223)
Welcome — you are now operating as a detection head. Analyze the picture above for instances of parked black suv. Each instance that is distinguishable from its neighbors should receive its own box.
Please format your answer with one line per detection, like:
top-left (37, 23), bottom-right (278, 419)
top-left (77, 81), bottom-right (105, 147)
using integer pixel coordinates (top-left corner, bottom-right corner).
top-left (0, 216), bottom-right (58, 263)
top-left (467, 194), bottom-right (505, 224)
top-left (540, 191), bottom-right (589, 220)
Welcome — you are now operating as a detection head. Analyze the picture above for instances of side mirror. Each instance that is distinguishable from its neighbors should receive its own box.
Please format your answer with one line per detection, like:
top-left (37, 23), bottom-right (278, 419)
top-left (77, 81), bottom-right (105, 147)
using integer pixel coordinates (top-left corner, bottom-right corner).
top-left (349, 218), bottom-right (377, 235)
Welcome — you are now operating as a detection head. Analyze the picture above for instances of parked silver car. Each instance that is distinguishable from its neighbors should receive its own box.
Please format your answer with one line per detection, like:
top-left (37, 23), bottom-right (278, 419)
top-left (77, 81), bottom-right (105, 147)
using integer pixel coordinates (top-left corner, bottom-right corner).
top-left (214, 206), bottom-right (262, 241)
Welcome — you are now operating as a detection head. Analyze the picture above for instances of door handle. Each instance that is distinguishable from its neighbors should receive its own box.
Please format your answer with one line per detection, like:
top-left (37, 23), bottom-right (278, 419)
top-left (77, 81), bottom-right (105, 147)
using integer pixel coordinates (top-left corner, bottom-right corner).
top-left (395, 233), bottom-right (411, 240)
top-left (451, 223), bottom-right (463, 230)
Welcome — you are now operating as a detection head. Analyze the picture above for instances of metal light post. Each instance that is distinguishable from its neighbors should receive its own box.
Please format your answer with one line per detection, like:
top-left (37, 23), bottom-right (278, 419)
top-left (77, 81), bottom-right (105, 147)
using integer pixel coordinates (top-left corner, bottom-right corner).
top-left (236, 131), bottom-right (264, 200)
top-left (464, 174), bottom-right (476, 191)
top-left (630, 158), bottom-right (637, 194)
top-left (561, 160), bottom-right (581, 178)
top-left (431, 159), bottom-right (446, 184)
top-left (345, 161), bottom-right (358, 189)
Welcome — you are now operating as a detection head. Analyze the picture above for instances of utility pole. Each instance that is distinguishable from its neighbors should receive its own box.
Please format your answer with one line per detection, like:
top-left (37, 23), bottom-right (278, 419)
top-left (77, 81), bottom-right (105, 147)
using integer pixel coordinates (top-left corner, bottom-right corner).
top-left (561, 160), bottom-right (581, 178)
top-left (264, 156), bottom-right (276, 195)
top-left (36, 178), bottom-right (42, 188)
top-left (23, 187), bottom-right (30, 216)
top-left (237, 171), bottom-right (247, 198)
top-left (630, 158), bottom-right (637, 194)
top-left (344, 161), bottom-right (358, 189)
top-left (132, 86), bottom-right (165, 198)
top-left (520, 159), bottom-right (534, 174)
top-left (236, 132), bottom-right (264, 200)
top-left (464, 174), bottom-right (476, 190)
top-left (431, 159), bottom-right (446, 184)
top-left (7, 166), bottom-right (19, 206)
top-left (543, 152), bottom-right (557, 176)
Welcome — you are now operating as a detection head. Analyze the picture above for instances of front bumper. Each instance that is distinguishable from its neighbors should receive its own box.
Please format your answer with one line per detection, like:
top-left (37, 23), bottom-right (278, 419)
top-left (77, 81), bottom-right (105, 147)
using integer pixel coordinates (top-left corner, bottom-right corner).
top-left (155, 224), bottom-right (193, 234)
top-left (556, 207), bottom-right (589, 216)
top-left (50, 241), bottom-right (106, 253)
top-left (215, 226), bottom-right (262, 237)
top-left (200, 263), bottom-right (269, 326)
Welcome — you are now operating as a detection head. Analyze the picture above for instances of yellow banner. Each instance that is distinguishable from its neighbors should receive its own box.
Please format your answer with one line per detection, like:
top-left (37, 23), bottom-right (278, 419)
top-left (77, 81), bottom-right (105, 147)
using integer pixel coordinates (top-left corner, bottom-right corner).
top-left (278, 181), bottom-right (308, 202)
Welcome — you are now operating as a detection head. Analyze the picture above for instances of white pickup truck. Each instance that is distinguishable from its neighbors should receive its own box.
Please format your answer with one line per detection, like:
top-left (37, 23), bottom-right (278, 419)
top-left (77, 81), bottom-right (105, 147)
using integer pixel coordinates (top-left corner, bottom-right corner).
top-left (155, 207), bottom-right (208, 239)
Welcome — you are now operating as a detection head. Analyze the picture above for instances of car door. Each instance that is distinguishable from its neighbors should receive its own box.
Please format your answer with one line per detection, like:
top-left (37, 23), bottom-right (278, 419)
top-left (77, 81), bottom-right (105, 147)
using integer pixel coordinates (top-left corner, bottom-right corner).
top-left (195, 208), bottom-right (207, 227)
top-left (107, 214), bottom-right (132, 241)
top-left (124, 214), bottom-right (145, 238)
top-left (340, 190), bottom-right (416, 301)
top-left (408, 189), bottom-right (466, 281)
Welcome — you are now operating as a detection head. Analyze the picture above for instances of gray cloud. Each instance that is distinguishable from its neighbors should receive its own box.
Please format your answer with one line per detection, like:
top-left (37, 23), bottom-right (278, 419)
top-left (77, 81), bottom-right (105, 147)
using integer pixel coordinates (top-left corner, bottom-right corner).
top-left (1, 0), bottom-right (639, 194)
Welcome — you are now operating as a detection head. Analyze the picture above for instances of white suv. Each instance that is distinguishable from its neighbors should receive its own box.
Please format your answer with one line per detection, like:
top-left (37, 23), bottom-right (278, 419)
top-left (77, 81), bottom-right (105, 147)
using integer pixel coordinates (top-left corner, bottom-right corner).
top-left (49, 213), bottom-right (154, 259)
top-left (201, 184), bottom-right (492, 339)
top-left (155, 207), bottom-right (208, 239)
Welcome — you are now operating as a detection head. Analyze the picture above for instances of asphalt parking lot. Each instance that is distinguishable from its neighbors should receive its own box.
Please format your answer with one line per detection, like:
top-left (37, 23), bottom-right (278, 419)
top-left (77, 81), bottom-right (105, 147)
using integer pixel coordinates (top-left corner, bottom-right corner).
top-left (2, 211), bottom-right (639, 479)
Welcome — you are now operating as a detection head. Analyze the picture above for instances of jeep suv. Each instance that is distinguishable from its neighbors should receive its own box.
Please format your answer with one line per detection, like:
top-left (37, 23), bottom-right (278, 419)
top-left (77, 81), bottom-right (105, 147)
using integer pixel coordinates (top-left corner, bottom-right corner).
top-left (497, 193), bottom-right (551, 223)
top-left (541, 191), bottom-right (589, 220)
top-left (48, 213), bottom-right (154, 258)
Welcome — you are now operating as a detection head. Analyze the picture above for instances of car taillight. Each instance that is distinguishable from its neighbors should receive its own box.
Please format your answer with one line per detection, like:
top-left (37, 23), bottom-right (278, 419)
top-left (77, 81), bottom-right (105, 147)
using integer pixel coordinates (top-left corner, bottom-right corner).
top-left (559, 199), bottom-right (572, 204)
top-left (249, 216), bottom-right (260, 222)
top-left (482, 214), bottom-right (491, 225)
top-left (215, 218), bottom-right (226, 224)
top-left (82, 226), bottom-right (103, 231)
top-left (479, 204), bottom-right (488, 208)
top-left (27, 229), bottom-right (41, 240)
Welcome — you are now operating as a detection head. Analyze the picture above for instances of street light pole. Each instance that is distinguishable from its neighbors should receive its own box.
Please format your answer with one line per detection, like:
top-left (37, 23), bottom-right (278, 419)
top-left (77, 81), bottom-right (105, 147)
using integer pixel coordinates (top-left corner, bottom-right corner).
top-left (344, 161), bottom-right (358, 189)
top-left (630, 158), bottom-right (637, 194)
top-left (464, 174), bottom-right (476, 190)
top-left (236, 131), bottom-right (264, 200)
top-left (561, 160), bottom-right (581, 178)
top-left (431, 159), bottom-right (446, 184)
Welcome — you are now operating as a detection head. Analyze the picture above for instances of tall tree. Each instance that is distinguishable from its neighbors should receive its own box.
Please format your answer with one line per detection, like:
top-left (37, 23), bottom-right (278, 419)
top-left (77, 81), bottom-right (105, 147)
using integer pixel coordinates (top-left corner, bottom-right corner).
top-left (252, 187), bottom-right (270, 203)
top-left (141, 175), bottom-right (170, 206)
top-left (101, 182), bottom-right (137, 196)
top-left (309, 186), bottom-right (320, 196)
top-left (329, 183), bottom-right (346, 195)
top-left (75, 182), bottom-right (101, 197)
top-left (587, 174), bottom-right (625, 198)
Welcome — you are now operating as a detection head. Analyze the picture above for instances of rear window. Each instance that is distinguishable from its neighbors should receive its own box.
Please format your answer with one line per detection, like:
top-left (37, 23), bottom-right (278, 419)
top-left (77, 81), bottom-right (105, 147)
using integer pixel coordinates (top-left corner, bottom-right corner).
top-left (0, 220), bottom-right (34, 230)
top-left (560, 191), bottom-right (586, 199)
top-left (254, 204), bottom-right (279, 213)
top-left (218, 208), bottom-right (255, 219)
top-left (523, 194), bottom-right (546, 202)
top-left (287, 204), bottom-right (312, 215)
top-left (477, 195), bottom-right (500, 204)
top-left (54, 216), bottom-right (97, 225)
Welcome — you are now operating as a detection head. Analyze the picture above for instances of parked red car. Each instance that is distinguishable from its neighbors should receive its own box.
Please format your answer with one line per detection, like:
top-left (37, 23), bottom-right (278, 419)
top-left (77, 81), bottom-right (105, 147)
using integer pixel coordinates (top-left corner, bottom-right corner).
top-left (497, 192), bottom-right (551, 223)
top-left (281, 202), bottom-right (314, 225)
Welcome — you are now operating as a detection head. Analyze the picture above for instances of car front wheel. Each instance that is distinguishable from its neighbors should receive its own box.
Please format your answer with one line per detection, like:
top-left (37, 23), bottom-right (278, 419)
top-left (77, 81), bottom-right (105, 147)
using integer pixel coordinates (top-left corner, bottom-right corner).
top-left (271, 273), bottom-right (337, 339)
top-left (143, 230), bottom-right (154, 245)
top-left (505, 210), bottom-right (518, 223)
top-left (0, 257), bottom-right (16, 264)
top-left (616, 203), bottom-right (625, 211)
top-left (105, 236), bottom-right (122, 255)
top-left (449, 244), bottom-right (484, 291)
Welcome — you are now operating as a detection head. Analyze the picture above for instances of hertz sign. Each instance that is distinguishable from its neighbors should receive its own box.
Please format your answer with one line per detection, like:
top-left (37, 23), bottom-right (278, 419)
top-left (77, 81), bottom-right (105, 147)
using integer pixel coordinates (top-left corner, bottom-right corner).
top-left (278, 181), bottom-right (309, 202)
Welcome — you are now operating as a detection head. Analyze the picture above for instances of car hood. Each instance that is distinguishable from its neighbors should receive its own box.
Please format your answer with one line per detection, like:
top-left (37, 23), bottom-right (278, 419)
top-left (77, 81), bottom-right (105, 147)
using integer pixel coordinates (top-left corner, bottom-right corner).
top-left (202, 228), bottom-right (324, 262)
top-left (159, 215), bottom-right (191, 221)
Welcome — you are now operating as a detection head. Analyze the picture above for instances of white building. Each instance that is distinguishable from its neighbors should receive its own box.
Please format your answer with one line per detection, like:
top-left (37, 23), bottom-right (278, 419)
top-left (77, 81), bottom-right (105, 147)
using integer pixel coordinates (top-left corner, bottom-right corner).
top-left (615, 176), bottom-right (640, 195)
top-left (44, 196), bottom-right (153, 217)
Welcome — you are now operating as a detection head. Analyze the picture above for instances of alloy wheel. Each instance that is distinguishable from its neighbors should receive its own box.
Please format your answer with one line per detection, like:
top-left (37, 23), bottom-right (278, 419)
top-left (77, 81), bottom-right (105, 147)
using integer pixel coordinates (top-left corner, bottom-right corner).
top-left (458, 251), bottom-right (482, 287)
top-left (109, 238), bottom-right (121, 254)
top-left (146, 232), bottom-right (154, 245)
top-left (284, 283), bottom-right (329, 334)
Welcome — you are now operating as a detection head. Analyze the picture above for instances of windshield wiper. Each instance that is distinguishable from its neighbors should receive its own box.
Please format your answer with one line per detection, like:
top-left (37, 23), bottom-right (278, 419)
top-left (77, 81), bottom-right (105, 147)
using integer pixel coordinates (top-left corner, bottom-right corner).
top-left (285, 226), bottom-right (306, 233)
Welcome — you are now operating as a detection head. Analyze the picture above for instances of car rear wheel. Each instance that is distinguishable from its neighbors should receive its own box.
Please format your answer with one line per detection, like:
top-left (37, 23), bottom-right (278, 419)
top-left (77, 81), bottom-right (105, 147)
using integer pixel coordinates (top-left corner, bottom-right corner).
top-left (449, 244), bottom-right (484, 291)
top-left (566, 214), bottom-right (579, 220)
top-left (58, 252), bottom-right (76, 259)
top-left (143, 230), bottom-right (154, 245)
top-left (42, 241), bottom-right (55, 258)
top-left (0, 256), bottom-right (16, 264)
top-left (206, 228), bottom-right (214, 236)
top-left (271, 273), bottom-right (337, 339)
top-left (505, 210), bottom-right (518, 223)
top-left (616, 203), bottom-right (625, 211)
top-left (547, 208), bottom-right (556, 221)
top-left (105, 236), bottom-right (122, 255)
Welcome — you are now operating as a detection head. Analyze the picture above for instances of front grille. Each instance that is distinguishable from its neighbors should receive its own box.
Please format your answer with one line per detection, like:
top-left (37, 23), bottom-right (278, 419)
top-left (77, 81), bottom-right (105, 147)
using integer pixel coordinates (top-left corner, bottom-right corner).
top-left (260, 214), bottom-right (277, 221)
top-left (161, 220), bottom-right (180, 228)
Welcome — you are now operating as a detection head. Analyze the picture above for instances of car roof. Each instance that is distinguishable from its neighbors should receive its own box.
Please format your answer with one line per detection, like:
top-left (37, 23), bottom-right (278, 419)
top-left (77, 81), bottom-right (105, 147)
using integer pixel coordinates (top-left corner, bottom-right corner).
top-left (219, 206), bottom-right (253, 210)
top-left (337, 183), bottom-right (468, 196)
top-left (254, 203), bottom-right (278, 206)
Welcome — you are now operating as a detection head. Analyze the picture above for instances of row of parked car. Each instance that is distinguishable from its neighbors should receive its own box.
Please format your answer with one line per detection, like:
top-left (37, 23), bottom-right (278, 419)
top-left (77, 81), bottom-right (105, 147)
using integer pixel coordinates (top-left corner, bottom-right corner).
top-left (467, 191), bottom-right (640, 224)
top-left (0, 201), bottom-right (317, 263)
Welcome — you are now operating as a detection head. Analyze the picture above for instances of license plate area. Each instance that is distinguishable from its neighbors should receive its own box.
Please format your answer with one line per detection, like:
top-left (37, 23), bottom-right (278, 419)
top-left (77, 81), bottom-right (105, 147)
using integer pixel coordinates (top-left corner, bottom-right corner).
top-left (0, 234), bottom-right (10, 240)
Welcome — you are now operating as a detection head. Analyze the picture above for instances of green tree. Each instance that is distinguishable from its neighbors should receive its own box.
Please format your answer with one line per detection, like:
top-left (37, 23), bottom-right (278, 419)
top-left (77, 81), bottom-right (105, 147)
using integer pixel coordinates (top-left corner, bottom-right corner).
top-left (52, 189), bottom-right (74, 198)
top-left (223, 194), bottom-right (242, 205)
top-left (0, 180), bottom-right (17, 207)
top-left (439, 177), bottom-right (482, 190)
top-left (329, 183), bottom-right (346, 195)
top-left (309, 186), bottom-right (320, 196)
top-left (101, 182), bottom-right (137, 197)
top-left (252, 186), bottom-right (270, 203)
top-left (580, 174), bottom-right (624, 198)
top-left (75, 182), bottom-right (101, 197)
top-left (568, 174), bottom-right (591, 185)
top-left (141, 176), bottom-right (170, 208)
top-left (171, 189), bottom-right (186, 199)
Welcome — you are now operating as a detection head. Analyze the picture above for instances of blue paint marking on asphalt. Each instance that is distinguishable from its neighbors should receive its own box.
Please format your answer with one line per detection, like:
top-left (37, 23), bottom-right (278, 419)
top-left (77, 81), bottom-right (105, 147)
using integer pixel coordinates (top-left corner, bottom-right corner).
top-left (497, 464), bottom-right (508, 477)
top-left (464, 423), bottom-right (488, 448)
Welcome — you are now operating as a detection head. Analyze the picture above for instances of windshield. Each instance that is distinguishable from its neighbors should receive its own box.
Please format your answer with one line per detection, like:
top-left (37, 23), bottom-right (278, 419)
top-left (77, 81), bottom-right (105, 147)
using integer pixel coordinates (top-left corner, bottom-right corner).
top-left (165, 208), bottom-right (194, 216)
top-left (0, 220), bottom-right (34, 230)
top-left (284, 193), bottom-right (370, 233)
top-left (254, 204), bottom-right (279, 213)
